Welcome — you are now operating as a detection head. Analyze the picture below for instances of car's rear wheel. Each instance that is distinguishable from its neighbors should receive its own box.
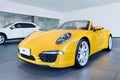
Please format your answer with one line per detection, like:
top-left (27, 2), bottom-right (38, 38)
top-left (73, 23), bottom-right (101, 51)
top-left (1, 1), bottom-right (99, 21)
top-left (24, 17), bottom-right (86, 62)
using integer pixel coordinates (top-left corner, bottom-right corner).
top-left (107, 35), bottom-right (112, 51)
top-left (75, 39), bottom-right (89, 68)
top-left (0, 34), bottom-right (6, 45)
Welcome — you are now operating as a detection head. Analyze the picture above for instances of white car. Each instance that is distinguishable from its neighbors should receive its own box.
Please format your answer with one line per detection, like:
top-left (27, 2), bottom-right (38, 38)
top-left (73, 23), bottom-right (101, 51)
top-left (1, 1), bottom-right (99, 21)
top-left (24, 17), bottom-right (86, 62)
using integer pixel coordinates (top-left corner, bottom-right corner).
top-left (0, 22), bottom-right (40, 44)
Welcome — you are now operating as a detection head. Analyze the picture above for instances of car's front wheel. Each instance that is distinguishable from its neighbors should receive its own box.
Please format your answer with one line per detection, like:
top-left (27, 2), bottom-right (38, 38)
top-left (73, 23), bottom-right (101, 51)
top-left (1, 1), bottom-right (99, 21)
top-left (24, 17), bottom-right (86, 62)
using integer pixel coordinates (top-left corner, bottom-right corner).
top-left (75, 39), bottom-right (89, 68)
top-left (0, 34), bottom-right (6, 45)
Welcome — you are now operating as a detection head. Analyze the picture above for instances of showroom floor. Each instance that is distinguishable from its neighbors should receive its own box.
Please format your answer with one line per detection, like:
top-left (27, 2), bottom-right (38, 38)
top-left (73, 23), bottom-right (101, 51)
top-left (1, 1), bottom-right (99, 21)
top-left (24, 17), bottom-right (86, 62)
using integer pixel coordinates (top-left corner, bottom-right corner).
top-left (0, 38), bottom-right (120, 80)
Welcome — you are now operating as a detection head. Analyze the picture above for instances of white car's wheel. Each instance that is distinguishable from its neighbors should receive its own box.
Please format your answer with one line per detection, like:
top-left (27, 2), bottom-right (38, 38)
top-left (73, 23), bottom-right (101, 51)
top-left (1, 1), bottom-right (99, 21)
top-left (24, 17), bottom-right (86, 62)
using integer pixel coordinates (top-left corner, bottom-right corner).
top-left (0, 34), bottom-right (6, 45)
top-left (75, 39), bottom-right (89, 68)
top-left (107, 36), bottom-right (112, 51)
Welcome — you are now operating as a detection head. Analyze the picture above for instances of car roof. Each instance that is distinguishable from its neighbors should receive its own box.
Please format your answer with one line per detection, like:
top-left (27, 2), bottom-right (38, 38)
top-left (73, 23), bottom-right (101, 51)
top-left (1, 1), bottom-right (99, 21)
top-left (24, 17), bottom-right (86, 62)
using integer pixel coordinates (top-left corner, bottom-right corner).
top-left (13, 22), bottom-right (35, 24)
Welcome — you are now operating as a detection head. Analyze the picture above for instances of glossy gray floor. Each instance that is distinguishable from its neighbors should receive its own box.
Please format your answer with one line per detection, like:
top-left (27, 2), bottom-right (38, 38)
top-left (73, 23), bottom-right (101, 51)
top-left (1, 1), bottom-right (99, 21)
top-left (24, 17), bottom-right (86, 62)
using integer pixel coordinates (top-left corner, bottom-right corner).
top-left (0, 38), bottom-right (120, 80)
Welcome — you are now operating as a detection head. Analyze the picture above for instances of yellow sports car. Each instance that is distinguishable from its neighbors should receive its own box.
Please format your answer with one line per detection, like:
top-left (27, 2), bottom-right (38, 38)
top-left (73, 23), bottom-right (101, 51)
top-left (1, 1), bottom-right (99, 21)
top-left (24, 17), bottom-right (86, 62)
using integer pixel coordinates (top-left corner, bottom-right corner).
top-left (18, 20), bottom-right (112, 68)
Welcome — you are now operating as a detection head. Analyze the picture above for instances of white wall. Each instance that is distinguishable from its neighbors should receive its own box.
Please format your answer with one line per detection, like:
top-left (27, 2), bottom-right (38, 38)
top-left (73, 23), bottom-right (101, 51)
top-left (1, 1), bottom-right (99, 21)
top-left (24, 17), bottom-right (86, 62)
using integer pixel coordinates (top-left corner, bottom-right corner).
top-left (0, 0), bottom-right (62, 19)
top-left (61, 3), bottom-right (120, 37)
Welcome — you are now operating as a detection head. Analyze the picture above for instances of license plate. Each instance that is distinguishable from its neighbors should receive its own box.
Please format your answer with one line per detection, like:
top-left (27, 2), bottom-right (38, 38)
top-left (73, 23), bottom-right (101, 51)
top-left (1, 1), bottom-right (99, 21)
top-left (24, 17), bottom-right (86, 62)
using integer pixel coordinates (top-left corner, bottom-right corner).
top-left (19, 47), bottom-right (30, 56)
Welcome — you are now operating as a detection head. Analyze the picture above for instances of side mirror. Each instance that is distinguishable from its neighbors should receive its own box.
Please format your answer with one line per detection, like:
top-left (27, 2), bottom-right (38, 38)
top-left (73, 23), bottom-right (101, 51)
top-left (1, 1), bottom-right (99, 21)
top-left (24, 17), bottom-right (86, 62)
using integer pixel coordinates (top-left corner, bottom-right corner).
top-left (10, 27), bottom-right (14, 30)
top-left (10, 26), bottom-right (15, 30)
top-left (94, 26), bottom-right (103, 31)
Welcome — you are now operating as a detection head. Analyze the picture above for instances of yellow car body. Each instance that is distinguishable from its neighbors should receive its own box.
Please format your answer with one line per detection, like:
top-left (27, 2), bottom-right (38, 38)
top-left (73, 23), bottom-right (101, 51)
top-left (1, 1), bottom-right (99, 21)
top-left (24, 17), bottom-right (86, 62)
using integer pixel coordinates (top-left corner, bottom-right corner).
top-left (18, 20), bottom-right (112, 68)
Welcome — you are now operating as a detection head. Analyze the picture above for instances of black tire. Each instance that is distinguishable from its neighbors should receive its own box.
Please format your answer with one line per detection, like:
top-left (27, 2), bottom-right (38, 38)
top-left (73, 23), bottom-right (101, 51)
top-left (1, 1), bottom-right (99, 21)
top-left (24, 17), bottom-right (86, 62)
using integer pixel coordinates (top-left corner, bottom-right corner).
top-left (0, 34), bottom-right (6, 45)
top-left (106, 35), bottom-right (112, 51)
top-left (75, 39), bottom-right (90, 69)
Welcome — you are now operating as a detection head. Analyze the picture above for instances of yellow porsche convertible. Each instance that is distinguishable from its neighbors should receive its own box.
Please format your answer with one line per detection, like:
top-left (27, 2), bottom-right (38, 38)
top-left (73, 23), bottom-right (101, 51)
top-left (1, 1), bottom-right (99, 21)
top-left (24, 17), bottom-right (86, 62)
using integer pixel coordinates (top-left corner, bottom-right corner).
top-left (18, 20), bottom-right (112, 68)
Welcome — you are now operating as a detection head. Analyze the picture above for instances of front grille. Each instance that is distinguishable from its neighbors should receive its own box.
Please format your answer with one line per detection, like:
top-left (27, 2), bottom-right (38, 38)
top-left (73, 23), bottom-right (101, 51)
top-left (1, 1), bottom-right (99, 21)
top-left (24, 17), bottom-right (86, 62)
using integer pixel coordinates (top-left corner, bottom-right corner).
top-left (39, 54), bottom-right (57, 62)
top-left (21, 54), bottom-right (35, 60)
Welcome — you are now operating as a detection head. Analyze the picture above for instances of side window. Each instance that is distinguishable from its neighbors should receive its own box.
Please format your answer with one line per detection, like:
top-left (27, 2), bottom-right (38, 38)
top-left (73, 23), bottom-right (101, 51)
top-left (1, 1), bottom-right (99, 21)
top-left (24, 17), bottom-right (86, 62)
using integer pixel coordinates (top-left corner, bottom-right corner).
top-left (15, 23), bottom-right (36, 28)
top-left (76, 21), bottom-right (89, 30)
top-left (23, 24), bottom-right (36, 28)
top-left (15, 23), bottom-right (22, 28)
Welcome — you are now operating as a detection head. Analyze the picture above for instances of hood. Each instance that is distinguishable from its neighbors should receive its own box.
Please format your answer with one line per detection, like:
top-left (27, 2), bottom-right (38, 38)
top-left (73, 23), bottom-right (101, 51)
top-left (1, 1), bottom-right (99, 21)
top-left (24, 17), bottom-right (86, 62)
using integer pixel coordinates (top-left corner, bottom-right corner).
top-left (26, 29), bottom-right (85, 41)
top-left (0, 28), bottom-right (8, 31)
top-left (19, 29), bottom-right (87, 47)
top-left (0, 28), bottom-right (6, 29)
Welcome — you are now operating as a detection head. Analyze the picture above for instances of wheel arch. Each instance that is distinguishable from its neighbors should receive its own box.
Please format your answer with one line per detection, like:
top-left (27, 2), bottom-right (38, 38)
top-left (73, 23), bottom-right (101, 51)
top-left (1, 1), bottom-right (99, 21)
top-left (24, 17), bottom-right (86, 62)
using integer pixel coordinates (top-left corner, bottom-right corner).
top-left (76, 36), bottom-right (90, 56)
top-left (103, 30), bottom-right (112, 49)
top-left (0, 32), bottom-right (7, 39)
top-left (80, 37), bottom-right (90, 50)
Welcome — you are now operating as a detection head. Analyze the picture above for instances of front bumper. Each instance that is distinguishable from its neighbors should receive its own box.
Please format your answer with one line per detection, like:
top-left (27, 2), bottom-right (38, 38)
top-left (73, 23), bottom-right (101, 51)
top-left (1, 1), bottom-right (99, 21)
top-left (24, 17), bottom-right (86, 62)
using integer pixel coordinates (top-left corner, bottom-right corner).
top-left (18, 51), bottom-right (73, 68)
top-left (18, 40), bottom-right (78, 68)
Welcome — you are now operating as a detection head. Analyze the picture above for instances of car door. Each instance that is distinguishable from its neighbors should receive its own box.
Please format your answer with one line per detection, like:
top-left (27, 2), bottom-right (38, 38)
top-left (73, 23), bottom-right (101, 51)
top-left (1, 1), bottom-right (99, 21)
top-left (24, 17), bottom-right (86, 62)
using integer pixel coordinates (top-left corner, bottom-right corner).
top-left (6, 24), bottom-right (23, 39)
top-left (91, 29), bottom-right (105, 53)
top-left (17, 23), bottom-right (38, 38)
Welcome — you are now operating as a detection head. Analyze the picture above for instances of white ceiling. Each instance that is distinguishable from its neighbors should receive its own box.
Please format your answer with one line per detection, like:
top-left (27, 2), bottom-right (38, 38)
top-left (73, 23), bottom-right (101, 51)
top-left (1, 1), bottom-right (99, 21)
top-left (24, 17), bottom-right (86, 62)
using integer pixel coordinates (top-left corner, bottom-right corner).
top-left (7, 0), bottom-right (120, 12)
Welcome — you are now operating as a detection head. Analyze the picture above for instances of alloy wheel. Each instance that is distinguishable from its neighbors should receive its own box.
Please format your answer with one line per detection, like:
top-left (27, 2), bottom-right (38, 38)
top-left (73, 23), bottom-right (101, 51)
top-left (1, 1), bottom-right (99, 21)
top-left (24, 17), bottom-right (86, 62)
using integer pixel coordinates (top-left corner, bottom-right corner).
top-left (76, 40), bottom-right (89, 67)
top-left (0, 35), bottom-right (5, 44)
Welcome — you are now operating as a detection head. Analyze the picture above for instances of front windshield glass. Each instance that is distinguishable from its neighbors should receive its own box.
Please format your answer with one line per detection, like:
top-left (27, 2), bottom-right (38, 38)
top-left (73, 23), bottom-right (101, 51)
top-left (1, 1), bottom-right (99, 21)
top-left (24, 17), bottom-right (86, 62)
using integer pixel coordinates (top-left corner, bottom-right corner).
top-left (3, 23), bottom-right (13, 28)
top-left (57, 21), bottom-right (89, 30)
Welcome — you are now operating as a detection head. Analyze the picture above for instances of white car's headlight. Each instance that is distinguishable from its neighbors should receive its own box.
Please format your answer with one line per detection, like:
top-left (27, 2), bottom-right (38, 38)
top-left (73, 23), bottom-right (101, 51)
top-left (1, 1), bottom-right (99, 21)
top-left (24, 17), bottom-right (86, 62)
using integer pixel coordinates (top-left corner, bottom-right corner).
top-left (56, 32), bottom-right (72, 44)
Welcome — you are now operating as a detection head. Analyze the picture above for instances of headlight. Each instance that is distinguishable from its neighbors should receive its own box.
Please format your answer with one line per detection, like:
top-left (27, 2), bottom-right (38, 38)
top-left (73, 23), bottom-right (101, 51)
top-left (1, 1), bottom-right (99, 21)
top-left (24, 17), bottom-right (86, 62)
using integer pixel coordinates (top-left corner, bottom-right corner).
top-left (56, 32), bottom-right (71, 44)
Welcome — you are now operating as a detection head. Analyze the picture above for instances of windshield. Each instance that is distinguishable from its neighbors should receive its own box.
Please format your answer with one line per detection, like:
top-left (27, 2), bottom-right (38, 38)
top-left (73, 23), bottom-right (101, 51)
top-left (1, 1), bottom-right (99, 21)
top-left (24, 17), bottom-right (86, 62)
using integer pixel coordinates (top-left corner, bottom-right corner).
top-left (3, 23), bottom-right (13, 28)
top-left (57, 21), bottom-right (89, 30)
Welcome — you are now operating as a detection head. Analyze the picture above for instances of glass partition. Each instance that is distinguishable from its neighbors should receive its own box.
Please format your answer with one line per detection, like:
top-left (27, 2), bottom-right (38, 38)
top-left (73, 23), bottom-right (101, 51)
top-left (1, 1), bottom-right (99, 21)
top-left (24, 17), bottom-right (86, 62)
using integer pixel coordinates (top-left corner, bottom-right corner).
top-left (36, 17), bottom-right (59, 31)
top-left (0, 11), bottom-right (59, 30)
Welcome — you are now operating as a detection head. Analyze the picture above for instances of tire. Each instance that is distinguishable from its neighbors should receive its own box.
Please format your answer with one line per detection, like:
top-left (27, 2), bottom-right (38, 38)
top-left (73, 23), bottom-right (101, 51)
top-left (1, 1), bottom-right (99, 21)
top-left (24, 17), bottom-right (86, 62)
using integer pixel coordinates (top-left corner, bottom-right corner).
top-left (75, 39), bottom-right (90, 68)
top-left (0, 34), bottom-right (6, 45)
top-left (106, 35), bottom-right (112, 51)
